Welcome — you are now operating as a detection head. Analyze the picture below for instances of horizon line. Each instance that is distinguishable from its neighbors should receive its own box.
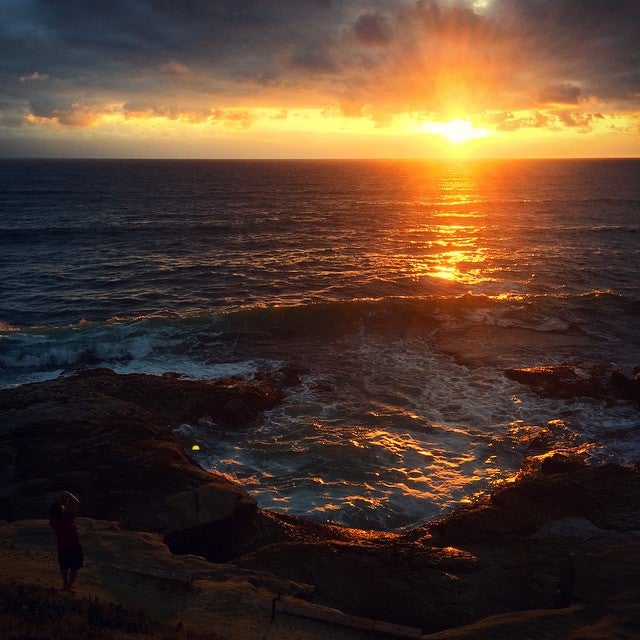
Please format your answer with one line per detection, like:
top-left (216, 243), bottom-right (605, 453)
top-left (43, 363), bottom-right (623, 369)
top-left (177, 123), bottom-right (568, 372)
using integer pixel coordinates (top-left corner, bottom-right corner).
top-left (2, 155), bottom-right (639, 162)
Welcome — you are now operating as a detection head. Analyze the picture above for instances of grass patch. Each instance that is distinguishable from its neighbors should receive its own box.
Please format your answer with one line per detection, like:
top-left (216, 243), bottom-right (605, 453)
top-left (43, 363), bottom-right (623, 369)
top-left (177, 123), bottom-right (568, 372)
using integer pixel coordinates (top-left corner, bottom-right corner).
top-left (0, 582), bottom-right (224, 640)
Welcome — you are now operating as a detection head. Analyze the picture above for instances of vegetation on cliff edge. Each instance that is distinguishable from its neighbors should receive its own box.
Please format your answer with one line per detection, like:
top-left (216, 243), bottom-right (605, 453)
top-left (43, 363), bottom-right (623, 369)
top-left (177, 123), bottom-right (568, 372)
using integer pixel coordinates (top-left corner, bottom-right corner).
top-left (0, 582), bottom-right (223, 640)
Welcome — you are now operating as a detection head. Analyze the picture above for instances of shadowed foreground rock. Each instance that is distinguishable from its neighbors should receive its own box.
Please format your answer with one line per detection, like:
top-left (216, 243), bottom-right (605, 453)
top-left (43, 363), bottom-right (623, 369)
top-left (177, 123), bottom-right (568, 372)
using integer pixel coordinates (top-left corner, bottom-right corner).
top-left (236, 458), bottom-right (640, 633)
top-left (0, 368), bottom-right (296, 559)
top-left (3, 369), bottom-right (640, 638)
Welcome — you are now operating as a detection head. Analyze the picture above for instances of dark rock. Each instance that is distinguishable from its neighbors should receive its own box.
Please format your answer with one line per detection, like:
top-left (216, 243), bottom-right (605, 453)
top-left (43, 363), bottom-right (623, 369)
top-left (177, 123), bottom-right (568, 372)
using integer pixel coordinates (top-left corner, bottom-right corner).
top-left (236, 540), bottom-right (480, 632)
top-left (517, 451), bottom-right (590, 477)
top-left (233, 462), bottom-right (640, 632)
top-left (505, 363), bottom-right (640, 402)
top-left (0, 368), bottom-right (291, 559)
top-left (424, 463), bottom-right (640, 546)
top-left (611, 369), bottom-right (640, 401)
top-left (532, 516), bottom-right (603, 540)
top-left (539, 452), bottom-right (588, 475)
top-left (3, 369), bottom-right (640, 637)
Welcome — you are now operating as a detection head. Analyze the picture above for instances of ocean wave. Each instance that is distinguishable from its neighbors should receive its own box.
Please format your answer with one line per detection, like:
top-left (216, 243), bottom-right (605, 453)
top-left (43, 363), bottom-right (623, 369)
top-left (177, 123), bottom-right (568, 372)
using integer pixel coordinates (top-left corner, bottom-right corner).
top-left (2, 290), bottom-right (634, 336)
top-left (0, 322), bottom-right (158, 370)
top-left (2, 291), bottom-right (638, 388)
top-left (0, 314), bottom-right (270, 388)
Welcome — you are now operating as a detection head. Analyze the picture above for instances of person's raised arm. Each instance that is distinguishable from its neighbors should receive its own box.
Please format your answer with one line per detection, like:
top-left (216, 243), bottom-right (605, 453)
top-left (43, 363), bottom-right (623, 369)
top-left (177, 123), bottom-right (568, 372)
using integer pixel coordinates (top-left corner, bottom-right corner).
top-left (61, 491), bottom-right (80, 515)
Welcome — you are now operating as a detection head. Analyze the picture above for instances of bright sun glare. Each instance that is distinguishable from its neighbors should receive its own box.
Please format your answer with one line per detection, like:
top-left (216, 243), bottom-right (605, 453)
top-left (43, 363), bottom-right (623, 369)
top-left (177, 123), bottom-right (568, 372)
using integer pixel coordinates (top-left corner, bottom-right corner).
top-left (420, 118), bottom-right (491, 145)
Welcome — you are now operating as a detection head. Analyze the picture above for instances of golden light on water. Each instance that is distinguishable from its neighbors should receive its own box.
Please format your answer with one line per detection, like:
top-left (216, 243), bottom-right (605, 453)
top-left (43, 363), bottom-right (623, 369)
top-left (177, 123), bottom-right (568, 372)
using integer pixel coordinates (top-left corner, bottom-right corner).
top-left (406, 222), bottom-right (491, 286)
top-left (346, 425), bottom-right (502, 504)
top-left (425, 247), bottom-right (489, 284)
top-left (399, 161), bottom-right (505, 286)
top-left (429, 263), bottom-right (463, 282)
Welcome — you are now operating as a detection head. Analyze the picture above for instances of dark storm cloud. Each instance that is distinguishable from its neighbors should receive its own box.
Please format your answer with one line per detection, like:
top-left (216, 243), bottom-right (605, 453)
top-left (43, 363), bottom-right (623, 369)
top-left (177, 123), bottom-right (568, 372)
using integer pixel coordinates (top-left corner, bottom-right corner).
top-left (0, 0), bottom-right (638, 131)
top-left (2, 0), bottom-right (352, 84)
top-left (353, 12), bottom-right (394, 46)
top-left (486, 0), bottom-right (640, 103)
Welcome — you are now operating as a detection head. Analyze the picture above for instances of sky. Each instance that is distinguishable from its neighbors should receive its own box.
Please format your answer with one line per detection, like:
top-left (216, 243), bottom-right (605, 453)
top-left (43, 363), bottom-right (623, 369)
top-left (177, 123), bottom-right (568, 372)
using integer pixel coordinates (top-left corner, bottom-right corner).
top-left (1, 0), bottom-right (639, 159)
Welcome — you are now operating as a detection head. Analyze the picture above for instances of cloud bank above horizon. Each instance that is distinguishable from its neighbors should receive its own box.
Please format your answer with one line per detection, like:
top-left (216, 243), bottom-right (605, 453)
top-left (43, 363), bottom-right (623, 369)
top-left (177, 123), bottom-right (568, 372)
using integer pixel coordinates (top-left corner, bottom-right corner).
top-left (1, 0), bottom-right (639, 158)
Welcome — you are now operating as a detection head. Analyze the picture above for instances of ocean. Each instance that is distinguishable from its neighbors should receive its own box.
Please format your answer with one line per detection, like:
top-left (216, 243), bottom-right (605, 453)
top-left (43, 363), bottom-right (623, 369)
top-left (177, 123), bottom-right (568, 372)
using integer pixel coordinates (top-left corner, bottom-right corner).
top-left (2, 158), bottom-right (640, 530)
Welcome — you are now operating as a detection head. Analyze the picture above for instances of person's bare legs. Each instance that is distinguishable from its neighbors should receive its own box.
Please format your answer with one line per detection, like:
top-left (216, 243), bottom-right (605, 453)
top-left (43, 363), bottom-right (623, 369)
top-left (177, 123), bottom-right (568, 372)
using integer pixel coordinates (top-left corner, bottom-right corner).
top-left (68, 569), bottom-right (78, 592)
top-left (60, 567), bottom-right (69, 590)
top-left (60, 568), bottom-right (77, 592)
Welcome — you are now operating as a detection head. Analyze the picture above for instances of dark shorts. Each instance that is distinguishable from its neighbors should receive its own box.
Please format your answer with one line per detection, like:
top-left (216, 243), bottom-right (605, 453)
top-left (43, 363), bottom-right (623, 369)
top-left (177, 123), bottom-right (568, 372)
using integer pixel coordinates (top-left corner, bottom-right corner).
top-left (58, 544), bottom-right (84, 571)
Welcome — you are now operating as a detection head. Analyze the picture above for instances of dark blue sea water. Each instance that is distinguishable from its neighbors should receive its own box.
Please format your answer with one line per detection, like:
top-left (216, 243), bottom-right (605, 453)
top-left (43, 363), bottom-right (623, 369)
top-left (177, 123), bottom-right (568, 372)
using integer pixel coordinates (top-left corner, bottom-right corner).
top-left (2, 158), bottom-right (640, 529)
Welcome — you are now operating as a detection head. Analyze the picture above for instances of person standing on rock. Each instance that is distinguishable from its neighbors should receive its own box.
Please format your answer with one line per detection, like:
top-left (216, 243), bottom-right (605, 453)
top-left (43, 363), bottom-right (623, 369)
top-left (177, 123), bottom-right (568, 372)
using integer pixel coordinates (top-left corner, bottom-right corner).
top-left (49, 490), bottom-right (84, 593)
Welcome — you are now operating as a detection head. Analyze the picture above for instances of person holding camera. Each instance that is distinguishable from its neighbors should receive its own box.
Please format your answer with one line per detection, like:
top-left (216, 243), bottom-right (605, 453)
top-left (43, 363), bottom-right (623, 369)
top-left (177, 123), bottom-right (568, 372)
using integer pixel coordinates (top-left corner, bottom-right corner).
top-left (49, 491), bottom-right (84, 593)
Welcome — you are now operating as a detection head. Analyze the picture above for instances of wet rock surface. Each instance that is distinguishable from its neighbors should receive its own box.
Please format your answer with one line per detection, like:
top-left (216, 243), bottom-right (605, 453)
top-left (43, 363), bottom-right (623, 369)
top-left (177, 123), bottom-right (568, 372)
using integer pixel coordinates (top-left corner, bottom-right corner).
top-left (505, 362), bottom-right (640, 402)
top-left (2, 368), bottom-right (640, 638)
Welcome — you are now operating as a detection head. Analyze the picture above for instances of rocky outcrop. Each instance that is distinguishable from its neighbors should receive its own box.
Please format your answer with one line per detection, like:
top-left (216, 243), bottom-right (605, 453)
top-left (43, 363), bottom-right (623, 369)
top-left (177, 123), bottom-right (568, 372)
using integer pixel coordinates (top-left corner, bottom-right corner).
top-left (505, 363), bottom-right (640, 402)
top-left (3, 369), bottom-right (640, 638)
top-left (235, 458), bottom-right (640, 634)
top-left (425, 459), bottom-right (640, 544)
top-left (0, 368), bottom-right (296, 559)
top-left (244, 451), bottom-right (640, 631)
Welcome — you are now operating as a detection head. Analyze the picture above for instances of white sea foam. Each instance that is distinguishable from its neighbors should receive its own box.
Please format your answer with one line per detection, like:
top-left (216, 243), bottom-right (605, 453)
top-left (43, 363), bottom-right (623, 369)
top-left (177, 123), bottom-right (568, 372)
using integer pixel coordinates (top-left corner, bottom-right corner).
top-left (0, 319), bottom-right (263, 387)
top-left (0, 325), bottom-right (155, 370)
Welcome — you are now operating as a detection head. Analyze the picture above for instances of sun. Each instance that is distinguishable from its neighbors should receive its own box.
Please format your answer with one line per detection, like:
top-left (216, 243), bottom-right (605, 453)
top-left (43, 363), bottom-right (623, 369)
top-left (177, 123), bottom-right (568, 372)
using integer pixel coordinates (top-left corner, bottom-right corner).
top-left (420, 118), bottom-right (491, 145)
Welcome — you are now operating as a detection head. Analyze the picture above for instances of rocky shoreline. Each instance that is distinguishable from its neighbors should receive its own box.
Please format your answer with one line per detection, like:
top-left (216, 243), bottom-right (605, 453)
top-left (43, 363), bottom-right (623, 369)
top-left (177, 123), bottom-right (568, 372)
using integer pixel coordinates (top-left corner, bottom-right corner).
top-left (2, 366), bottom-right (640, 638)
